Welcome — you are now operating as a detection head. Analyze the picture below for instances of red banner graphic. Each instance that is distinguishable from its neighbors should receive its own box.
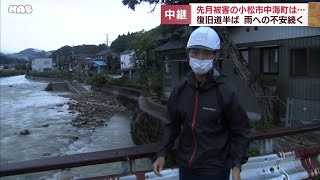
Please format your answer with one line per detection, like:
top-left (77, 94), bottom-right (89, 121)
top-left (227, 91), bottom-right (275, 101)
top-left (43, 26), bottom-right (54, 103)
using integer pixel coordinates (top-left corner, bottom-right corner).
top-left (161, 5), bottom-right (191, 24)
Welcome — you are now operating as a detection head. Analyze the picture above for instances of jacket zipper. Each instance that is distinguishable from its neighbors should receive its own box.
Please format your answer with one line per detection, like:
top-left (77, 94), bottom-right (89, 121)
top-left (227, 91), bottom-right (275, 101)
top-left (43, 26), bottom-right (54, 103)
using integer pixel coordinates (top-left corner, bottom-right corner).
top-left (188, 90), bottom-right (199, 169)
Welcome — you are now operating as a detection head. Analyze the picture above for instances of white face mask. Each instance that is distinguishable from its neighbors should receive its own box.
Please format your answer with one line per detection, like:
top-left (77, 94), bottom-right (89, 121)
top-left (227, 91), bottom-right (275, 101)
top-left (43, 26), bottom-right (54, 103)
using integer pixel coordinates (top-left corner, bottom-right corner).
top-left (189, 57), bottom-right (214, 75)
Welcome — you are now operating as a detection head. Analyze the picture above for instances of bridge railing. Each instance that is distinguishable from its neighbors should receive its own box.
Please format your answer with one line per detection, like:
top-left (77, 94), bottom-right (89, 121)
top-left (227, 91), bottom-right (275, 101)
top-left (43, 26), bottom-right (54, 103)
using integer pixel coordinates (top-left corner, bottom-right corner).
top-left (1, 122), bottom-right (320, 178)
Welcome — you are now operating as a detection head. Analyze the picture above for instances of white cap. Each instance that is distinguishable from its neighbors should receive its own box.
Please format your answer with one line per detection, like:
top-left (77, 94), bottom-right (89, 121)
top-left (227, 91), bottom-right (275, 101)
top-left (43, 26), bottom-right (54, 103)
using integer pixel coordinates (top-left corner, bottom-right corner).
top-left (187, 27), bottom-right (220, 51)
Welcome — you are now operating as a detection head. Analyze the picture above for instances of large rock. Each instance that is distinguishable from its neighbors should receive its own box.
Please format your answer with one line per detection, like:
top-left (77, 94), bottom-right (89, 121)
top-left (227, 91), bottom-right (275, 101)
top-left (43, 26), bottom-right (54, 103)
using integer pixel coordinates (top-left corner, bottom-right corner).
top-left (44, 83), bottom-right (53, 91)
top-left (19, 129), bottom-right (30, 135)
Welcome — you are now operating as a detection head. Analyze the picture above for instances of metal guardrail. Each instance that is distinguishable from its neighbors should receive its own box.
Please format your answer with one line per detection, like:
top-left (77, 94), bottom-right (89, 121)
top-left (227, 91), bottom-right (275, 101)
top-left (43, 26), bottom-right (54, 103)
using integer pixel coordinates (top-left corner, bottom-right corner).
top-left (97, 145), bottom-right (320, 180)
top-left (0, 143), bottom-right (158, 177)
top-left (1, 123), bottom-right (320, 178)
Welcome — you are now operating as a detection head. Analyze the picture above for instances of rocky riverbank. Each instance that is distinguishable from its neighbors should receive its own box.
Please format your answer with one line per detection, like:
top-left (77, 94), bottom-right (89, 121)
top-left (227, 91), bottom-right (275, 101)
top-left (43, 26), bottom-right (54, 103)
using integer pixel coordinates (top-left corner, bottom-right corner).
top-left (61, 93), bottom-right (126, 129)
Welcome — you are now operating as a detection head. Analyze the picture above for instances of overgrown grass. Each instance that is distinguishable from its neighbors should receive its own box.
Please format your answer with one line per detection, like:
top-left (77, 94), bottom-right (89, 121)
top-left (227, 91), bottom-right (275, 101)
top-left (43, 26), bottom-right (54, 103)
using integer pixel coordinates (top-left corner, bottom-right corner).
top-left (248, 147), bottom-right (260, 157)
top-left (27, 71), bottom-right (73, 78)
top-left (0, 70), bottom-right (26, 77)
top-left (109, 78), bottom-right (144, 89)
top-left (149, 72), bottom-right (162, 97)
top-left (251, 121), bottom-right (285, 130)
top-left (89, 73), bottom-right (109, 88)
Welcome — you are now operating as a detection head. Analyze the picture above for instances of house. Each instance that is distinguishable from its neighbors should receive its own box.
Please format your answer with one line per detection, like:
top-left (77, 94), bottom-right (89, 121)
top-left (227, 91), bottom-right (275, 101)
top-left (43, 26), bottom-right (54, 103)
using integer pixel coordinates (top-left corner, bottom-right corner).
top-left (62, 54), bottom-right (94, 73)
top-left (74, 57), bottom-right (94, 76)
top-left (94, 49), bottom-right (120, 61)
top-left (93, 60), bottom-right (107, 74)
top-left (154, 26), bottom-right (320, 121)
top-left (31, 58), bottom-right (53, 72)
top-left (94, 50), bottom-right (109, 61)
top-left (226, 26), bottom-right (320, 121)
top-left (154, 40), bottom-right (190, 97)
top-left (120, 49), bottom-right (138, 80)
top-left (94, 49), bottom-right (120, 73)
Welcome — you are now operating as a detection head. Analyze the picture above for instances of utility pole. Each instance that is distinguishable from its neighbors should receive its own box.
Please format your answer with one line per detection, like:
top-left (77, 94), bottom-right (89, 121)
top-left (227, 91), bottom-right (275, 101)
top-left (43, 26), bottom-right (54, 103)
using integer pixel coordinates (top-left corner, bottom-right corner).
top-left (72, 45), bottom-right (75, 59)
top-left (105, 34), bottom-right (109, 48)
top-left (56, 53), bottom-right (59, 70)
top-left (60, 50), bottom-right (62, 70)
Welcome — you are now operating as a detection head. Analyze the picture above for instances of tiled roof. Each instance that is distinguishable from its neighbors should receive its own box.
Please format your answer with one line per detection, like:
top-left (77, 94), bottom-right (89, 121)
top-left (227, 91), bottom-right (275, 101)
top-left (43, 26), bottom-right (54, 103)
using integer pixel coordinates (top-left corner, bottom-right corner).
top-left (76, 59), bottom-right (93, 65)
top-left (96, 50), bottom-right (109, 56)
top-left (120, 49), bottom-right (134, 55)
top-left (153, 40), bottom-right (187, 52)
top-left (74, 54), bottom-right (94, 58)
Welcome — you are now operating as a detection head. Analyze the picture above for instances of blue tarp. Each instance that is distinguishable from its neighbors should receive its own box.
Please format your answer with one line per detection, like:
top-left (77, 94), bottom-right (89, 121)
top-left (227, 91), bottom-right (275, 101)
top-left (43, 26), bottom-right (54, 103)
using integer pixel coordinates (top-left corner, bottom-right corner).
top-left (93, 60), bottom-right (107, 66)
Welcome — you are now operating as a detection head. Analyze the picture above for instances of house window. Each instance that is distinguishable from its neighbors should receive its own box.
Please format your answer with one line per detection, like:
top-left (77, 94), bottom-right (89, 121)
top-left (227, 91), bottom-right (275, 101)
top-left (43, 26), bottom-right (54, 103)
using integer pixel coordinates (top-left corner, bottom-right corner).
top-left (44, 61), bottom-right (49, 65)
top-left (260, 47), bottom-right (279, 74)
top-left (165, 62), bottom-right (171, 73)
top-left (291, 48), bottom-right (320, 76)
top-left (239, 49), bottom-right (249, 63)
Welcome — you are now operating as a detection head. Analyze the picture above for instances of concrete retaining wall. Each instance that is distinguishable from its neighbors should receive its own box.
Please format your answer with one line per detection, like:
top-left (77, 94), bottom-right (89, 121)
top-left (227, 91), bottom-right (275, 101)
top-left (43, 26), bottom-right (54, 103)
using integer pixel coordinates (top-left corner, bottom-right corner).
top-left (51, 82), bottom-right (69, 91)
top-left (65, 80), bottom-right (80, 94)
top-left (25, 75), bottom-right (71, 82)
top-left (96, 85), bottom-right (142, 101)
top-left (94, 85), bottom-right (166, 146)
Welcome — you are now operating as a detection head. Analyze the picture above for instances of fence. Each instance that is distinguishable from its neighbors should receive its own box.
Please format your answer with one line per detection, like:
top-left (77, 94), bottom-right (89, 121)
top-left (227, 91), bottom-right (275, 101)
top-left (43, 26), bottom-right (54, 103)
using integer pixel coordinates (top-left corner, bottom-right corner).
top-left (286, 97), bottom-right (320, 127)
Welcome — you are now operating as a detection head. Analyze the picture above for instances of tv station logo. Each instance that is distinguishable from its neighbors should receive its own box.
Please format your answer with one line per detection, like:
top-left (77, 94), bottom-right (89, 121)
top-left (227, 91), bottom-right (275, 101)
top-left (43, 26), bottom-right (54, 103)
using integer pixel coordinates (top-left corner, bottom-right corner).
top-left (8, 5), bottom-right (33, 14)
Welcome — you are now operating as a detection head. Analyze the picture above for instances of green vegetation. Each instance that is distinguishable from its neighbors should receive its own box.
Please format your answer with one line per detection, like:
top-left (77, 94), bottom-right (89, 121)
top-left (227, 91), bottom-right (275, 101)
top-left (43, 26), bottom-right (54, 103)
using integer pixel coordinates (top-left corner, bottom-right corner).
top-left (248, 147), bottom-right (260, 156)
top-left (110, 25), bottom-right (185, 53)
top-left (0, 54), bottom-right (27, 65)
top-left (149, 72), bottom-right (162, 97)
top-left (251, 121), bottom-right (278, 130)
top-left (51, 44), bottom-right (107, 69)
top-left (27, 71), bottom-right (73, 78)
top-left (109, 27), bottom-right (168, 97)
top-left (0, 70), bottom-right (26, 77)
top-left (110, 31), bottom-right (141, 53)
top-left (126, 30), bottom-right (164, 97)
top-left (89, 74), bottom-right (109, 88)
top-left (107, 55), bottom-right (121, 73)
top-left (51, 44), bottom-right (107, 59)
top-left (108, 78), bottom-right (144, 89)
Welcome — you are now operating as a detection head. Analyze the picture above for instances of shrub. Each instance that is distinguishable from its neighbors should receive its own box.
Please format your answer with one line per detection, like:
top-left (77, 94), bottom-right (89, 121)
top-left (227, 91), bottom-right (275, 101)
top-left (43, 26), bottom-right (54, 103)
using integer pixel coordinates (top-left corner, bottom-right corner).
top-left (0, 70), bottom-right (26, 77)
top-left (149, 72), bottom-right (162, 97)
top-left (27, 71), bottom-right (72, 78)
top-left (248, 147), bottom-right (260, 156)
top-left (90, 74), bottom-right (108, 88)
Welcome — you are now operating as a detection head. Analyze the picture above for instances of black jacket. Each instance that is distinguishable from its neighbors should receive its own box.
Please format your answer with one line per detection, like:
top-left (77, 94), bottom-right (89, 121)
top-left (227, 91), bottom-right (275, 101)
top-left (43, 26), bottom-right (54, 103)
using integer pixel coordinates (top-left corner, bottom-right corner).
top-left (158, 69), bottom-right (251, 174)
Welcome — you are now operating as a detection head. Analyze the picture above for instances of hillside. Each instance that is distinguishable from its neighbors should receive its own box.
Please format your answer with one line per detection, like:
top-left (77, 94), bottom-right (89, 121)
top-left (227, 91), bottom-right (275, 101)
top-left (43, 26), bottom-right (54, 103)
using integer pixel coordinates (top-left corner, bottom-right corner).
top-left (0, 54), bottom-right (28, 65)
top-left (110, 24), bottom-right (192, 53)
top-left (7, 48), bottom-right (50, 60)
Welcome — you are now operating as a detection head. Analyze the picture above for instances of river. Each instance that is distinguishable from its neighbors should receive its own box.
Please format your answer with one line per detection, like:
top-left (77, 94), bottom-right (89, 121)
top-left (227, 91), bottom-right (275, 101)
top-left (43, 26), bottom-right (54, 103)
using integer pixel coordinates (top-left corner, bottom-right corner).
top-left (0, 75), bottom-right (151, 180)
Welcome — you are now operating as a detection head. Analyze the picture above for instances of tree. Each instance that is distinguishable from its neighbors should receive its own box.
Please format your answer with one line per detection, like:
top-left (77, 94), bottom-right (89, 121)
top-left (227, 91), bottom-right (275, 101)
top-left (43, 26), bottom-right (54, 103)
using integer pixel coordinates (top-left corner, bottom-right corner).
top-left (107, 54), bottom-right (121, 73)
top-left (15, 64), bottom-right (26, 70)
top-left (128, 31), bottom-right (162, 96)
top-left (121, 0), bottom-right (287, 125)
top-left (110, 31), bottom-right (142, 52)
top-left (0, 54), bottom-right (27, 65)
